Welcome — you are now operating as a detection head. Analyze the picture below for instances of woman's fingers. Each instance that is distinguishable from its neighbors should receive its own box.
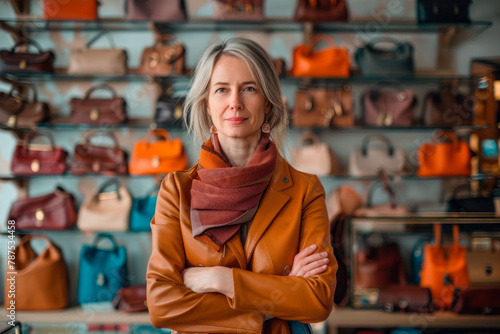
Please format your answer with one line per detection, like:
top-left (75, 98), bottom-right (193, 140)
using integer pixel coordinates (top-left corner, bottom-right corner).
top-left (297, 257), bottom-right (330, 278)
top-left (289, 244), bottom-right (329, 277)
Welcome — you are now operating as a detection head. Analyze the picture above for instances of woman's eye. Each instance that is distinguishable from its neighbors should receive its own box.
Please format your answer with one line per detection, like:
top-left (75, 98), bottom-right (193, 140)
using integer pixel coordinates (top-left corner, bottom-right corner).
top-left (244, 86), bottom-right (257, 92)
top-left (215, 88), bottom-right (226, 93)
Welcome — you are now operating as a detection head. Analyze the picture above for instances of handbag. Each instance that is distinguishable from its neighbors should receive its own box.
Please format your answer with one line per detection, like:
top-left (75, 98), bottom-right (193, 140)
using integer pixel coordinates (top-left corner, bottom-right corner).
top-left (112, 284), bottom-right (148, 313)
top-left (77, 179), bottom-right (132, 232)
top-left (290, 131), bottom-right (339, 176)
top-left (213, 0), bottom-right (264, 21)
top-left (0, 39), bottom-right (55, 73)
top-left (362, 88), bottom-right (416, 126)
top-left (68, 32), bottom-right (128, 75)
top-left (291, 35), bottom-right (350, 78)
top-left (127, 0), bottom-right (186, 21)
top-left (154, 92), bottom-right (185, 127)
top-left (288, 321), bottom-right (313, 334)
top-left (129, 129), bottom-right (188, 175)
top-left (446, 185), bottom-right (495, 213)
top-left (4, 235), bottom-right (68, 310)
top-left (349, 135), bottom-right (406, 177)
top-left (0, 83), bottom-right (51, 128)
top-left (292, 86), bottom-right (354, 128)
top-left (451, 287), bottom-right (500, 315)
top-left (354, 37), bottom-right (415, 76)
top-left (294, 0), bottom-right (348, 22)
top-left (466, 237), bottom-right (500, 286)
top-left (11, 131), bottom-right (68, 175)
top-left (8, 187), bottom-right (77, 231)
top-left (417, 131), bottom-right (471, 177)
top-left (78, 233), bottom-right (129, 305)
top-left (417, 0), bottom-right (471, 23)
top-left (138, 35), bottom-right (185, 76)
top-left (422, 87), bottom-right (472, 126)
top-left (44, 0), bottom-right (98, 20)
top-left (130, 186), bottom-right (158, 232)
top-left (420, 224), bottom-right (470, 310)
top-left (70, 131), bottom-right (128, 175)
top-left (377, 286), bottom-right (432, 313)
top-left (69, 85), bottom-right (127, 124)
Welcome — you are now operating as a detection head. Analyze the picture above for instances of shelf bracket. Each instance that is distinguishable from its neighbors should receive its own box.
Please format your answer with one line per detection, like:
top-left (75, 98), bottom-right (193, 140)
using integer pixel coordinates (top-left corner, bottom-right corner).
top-left (437, 26), bottom-right (459, 71)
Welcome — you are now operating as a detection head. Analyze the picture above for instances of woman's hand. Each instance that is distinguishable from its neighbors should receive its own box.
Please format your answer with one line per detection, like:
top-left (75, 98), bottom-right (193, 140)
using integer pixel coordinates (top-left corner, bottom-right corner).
top-left (288, 244), bottom-right (329, 278)
top-left (182, 266), bottom-right (234, 298)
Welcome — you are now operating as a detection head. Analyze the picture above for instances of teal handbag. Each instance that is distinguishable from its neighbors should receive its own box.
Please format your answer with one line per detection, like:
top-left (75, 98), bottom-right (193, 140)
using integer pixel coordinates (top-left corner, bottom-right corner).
top-left (78, 233), bottom-right (128, 305)
top-left (130, 187), bottom-right (158, 232)
top-left (288, 321), bottom-right (313, 334)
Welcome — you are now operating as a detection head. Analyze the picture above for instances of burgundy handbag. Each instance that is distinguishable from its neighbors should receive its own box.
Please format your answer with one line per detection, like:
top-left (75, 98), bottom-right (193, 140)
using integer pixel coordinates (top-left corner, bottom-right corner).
top-left (423, 87), bottom-right (473, 126)
top-left (11, 131), bottom-right (68, 175)
top-left (294, 0), bottom-right (348, 22)
top-left (363, 88), bottom-right (416, 126)
top-left (213, 0), bottom-right (264, 21)
top-left (69, 85), bottom-right (127, 125)
top-left (8, 187), bottom-right (77, 230)
top-left (0, 83), bottom-right (50, 128)
top-left (451, 287), bottom-right (500, 315)
top-left (127, 0), bottom-right (187, 21)
top-left (377, 285), bottom-right (433, 313)
top-left (0, 39), bottom-right (54, 73)
top-left (70, 131), bottom-right (128, 175)
top-left (112, 284), bottom-right (148, 313)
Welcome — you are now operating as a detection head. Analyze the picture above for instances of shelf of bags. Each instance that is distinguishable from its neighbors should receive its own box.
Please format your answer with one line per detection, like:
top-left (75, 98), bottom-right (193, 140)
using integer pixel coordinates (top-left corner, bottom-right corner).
top-left (318, 174), bottom-right (494, 182)
top-left (0, 71), bottom-right (191, 82)
top-left (0, 119), bottom-right (185, 131)
top-left (289, 124), bottom-right (489, 133)
top-left (0, 306), bottom-right (151, 324)
top-left (0, 18), bottom-right (492, 34)
top-left (326, 308), bottom-right (500, 330)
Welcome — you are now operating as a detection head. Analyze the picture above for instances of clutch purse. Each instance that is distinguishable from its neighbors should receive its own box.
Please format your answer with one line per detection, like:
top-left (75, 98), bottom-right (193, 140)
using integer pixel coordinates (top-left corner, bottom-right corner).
top-left (69, 85), bottom-right (127, 124)
top-left (0, 83), bottom-right (50, 128)
top-left (377, 286), bottom-right (432, 313)
top-left (0, 39), bottom-right (55, 73)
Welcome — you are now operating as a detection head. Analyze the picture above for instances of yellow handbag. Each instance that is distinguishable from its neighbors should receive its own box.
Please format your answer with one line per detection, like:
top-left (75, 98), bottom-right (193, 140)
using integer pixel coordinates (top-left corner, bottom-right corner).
top-left (129, 129), bottom-right (188, 175)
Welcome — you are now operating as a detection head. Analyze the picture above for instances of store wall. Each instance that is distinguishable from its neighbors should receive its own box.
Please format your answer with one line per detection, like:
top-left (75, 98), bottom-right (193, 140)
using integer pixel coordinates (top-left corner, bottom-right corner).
top-left (0, 0), bottom-right (499, 306)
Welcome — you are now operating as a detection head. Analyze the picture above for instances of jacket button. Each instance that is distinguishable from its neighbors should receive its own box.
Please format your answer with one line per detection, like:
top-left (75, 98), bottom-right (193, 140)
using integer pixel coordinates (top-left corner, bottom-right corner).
top-left (284, 177), bottom-right (289, 183)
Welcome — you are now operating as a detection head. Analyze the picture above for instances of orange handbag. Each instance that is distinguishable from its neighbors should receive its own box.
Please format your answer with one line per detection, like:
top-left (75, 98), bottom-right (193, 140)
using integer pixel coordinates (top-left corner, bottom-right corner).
top-left (44, 0), bottom-right (98, 20)
top-left (417, 131), bottom-right (471, 177)
top-left (129, 129), bottom-right (188, 175)
top-left (420, 225), bottom-right (470, 310)
top-left (291, 35), bottom-right (350, 78)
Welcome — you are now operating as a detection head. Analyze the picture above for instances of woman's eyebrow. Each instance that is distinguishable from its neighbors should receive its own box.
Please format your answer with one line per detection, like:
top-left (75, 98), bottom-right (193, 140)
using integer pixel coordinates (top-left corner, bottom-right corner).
top-left (212, 81), bottom-right (257, 86)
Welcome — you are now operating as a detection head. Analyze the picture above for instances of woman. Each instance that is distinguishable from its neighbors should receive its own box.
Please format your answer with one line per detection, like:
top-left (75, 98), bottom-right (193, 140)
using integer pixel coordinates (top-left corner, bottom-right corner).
top-left (147, 37), bottom-right (337, 333)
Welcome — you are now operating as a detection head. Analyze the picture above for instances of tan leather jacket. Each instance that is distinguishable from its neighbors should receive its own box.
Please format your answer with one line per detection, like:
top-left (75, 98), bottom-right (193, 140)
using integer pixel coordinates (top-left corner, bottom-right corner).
top-left (147, 155), bottom-right (337, 334)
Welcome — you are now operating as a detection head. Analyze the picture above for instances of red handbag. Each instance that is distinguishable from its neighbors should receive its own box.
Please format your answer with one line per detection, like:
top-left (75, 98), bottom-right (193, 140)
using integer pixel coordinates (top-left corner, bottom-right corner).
top-left (112, 284), bottom-right (148, 313)
top-left (8, 187), bottom-right (77, 230)
top-left (11, 132), bottom-right (68, 175)
top-left (44, 0), bottom-right (98, 20)
top-left (294, 0), bottom-right (348, 22)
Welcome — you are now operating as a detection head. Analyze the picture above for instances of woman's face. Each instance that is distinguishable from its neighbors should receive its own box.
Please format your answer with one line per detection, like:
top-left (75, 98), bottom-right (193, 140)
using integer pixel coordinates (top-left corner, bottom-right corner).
top-left (207, 55), bottom-right (270, 143)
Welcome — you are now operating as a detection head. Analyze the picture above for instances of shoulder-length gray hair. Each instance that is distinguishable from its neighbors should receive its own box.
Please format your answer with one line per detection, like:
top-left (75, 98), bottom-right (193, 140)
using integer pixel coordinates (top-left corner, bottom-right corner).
top-left (184, 36), bottom-right (287, 154)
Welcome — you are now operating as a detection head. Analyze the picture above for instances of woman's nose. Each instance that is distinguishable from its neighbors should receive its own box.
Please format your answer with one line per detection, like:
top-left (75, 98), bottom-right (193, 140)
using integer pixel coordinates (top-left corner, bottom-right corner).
top-left (229, 92), bottom-right (243, 111)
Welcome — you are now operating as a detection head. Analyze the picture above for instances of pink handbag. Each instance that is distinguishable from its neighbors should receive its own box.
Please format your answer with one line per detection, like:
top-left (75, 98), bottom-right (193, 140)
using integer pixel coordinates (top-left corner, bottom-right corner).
top-left (290, 131), bottom-right (340, 176)
top-left (363, 88), bottom-right (416, 126)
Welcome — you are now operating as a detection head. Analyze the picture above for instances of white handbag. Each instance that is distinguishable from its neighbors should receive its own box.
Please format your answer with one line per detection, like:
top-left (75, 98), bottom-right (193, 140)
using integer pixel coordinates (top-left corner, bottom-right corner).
top-left (290, 131), bottom-right (339, 176)
top-left (349, 134), bottom-right (406, 177)
top-left (77, 179), bottom-right (132, 231)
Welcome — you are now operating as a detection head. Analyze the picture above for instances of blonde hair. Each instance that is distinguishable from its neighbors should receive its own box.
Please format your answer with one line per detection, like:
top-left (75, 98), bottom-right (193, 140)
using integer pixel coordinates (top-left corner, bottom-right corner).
top-left (184, 37), bottom-right (287, 154)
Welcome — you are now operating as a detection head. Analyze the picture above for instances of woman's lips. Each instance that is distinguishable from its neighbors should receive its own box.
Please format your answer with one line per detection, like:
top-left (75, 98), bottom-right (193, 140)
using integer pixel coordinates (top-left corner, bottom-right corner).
top-left (226, 117), bottom-right (247, 125)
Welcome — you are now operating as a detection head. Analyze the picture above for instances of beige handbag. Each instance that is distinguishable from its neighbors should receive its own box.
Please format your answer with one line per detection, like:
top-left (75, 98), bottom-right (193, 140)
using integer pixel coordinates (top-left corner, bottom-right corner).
top-left (290, 131), bottom-right (339, 176)
top-left (349, 134), bottom-right (406, 177)
top-left (466, 237), bottom-right (500, 287)
top-left (68, 32), bottom-right (128, 75)
top-left (77, 179), bottom-right (131, 231)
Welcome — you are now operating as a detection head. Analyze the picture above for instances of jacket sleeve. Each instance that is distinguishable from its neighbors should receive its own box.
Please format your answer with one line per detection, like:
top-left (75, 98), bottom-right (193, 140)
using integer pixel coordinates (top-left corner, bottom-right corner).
top-left (228, 175), bottom-right (337, 323)
top-left (146, 173), bottom-right (265, 333)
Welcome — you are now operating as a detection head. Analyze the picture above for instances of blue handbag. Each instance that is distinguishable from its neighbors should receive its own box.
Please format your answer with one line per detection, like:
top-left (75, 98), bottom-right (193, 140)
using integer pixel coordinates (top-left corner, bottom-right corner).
top-left (130, 187), bottom-right (158, 232)
top-left (78, 233), bottom-right (129, 305)
top-left (288, 321), bottom-right (313, 334)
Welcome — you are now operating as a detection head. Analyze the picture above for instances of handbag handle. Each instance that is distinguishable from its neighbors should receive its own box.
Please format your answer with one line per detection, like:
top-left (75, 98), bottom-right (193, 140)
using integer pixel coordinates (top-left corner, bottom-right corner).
top-left (23, 131), bottom-right (56, 150)
top-left (10, 39), bottom-right (45, 54)
top-left (430, 131), bottom-right (461, 150)
top-left (91, 232), bottom-right (119, 251)
top-left (365, 171), bottom-right (397, 208)
top-left (9, 83), bottom-right (39, 103)
top-left (434, 224), bottom-right (460, 247)
top-left (367, 37), bottom-right (405, 53)
top-left (305, 34), bottom-right (339, 53)
top-left (86, 31), bottom-right (117, 49)
top-left (17, 234), bottom-right (52, 247)
top-left (84, 85), bottom-right (118, 100)
top-left (297, 131), bottom-right (320, 147)
top-left (83, 130), bottom-right (120, 149)
top-left (93, 178), bottom-right (123, 201)
top-left (361, 134), bottom-right (395, 157)
top-left (141, 129), bottom-right (172, 144)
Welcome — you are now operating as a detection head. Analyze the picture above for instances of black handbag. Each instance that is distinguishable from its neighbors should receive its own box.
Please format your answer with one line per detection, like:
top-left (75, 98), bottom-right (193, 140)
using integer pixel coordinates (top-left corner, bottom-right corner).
top-left (447, 185), bottom-right (495, 213)
top-left (154, 93), bottom-right (185, 127)
top-left (354, 37), bottom-right (415, 76)
top-left (417, 0), bottom-right (471, 24)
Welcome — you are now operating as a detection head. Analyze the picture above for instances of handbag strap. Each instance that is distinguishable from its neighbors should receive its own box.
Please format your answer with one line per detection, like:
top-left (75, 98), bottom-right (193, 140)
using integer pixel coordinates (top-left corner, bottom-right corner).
top-left (84, 130), bottom-right (119, 149)
top-left (305, 34), bottom-right (338, 53)
top-left (84, 84), bottom-right (118, 100)
top-left (17, 234), bottom-right (52, 247)
top-left (86, 31), bottom-right (117, 49)
top-left (366, 171), bottom-right (397, 208)
top-left (367, 37), bottom-right (405, 53)
top-left (9, 83), bottom-right (38, 103)
top-left (23, 131), bottom-right (56, 149)
top-left (361, 134), bottom-right (394, 157)
top-left (94, 178), bottom-right (123, 201)
top-left (10, 39), bottom-right (45, 54)
top-left (434, 224), bottom-right (460, 246)
top-left (431, 131), bottom-right (461, 149)
top-left (141, 129), bottom-right (172, 143)
top-left (92, 232), bottom-right (119, 251)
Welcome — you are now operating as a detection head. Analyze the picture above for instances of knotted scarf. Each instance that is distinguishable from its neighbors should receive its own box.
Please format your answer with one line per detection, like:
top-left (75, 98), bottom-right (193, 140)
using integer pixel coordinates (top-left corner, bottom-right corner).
top-left (190, 133), bottom-right (277, 251)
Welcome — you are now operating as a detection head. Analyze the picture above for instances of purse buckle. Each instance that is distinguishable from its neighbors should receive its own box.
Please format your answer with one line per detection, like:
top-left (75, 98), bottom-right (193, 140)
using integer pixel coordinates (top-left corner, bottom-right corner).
top-left (35, 208), bottom-right (44, 226)
top-left (92, 161), bottom-right (100, 172)
top-left (96, 272), bottom-right (105, 286)
top-left (152, 156), bottom-right (160, 168)
top-left (90, 108), bottom-right (99, 121)
top-left (19, 59), bottom-right (27, 70)
top-left (149, 52), bottom-right (160, 69)
top-left (6, 115), bottom-right (17, 127)
top-left (31, 159), bottom-right (41, 173)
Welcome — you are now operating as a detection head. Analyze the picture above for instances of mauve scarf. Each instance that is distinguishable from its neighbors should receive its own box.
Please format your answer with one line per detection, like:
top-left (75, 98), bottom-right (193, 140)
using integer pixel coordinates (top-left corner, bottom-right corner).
top-left (190, 133), bottom-right (277, 251)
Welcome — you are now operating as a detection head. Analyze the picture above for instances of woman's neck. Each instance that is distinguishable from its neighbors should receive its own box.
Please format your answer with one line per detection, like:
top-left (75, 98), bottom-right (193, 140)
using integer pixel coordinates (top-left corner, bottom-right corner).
top-left (217, 133), bottom-right (260, 167)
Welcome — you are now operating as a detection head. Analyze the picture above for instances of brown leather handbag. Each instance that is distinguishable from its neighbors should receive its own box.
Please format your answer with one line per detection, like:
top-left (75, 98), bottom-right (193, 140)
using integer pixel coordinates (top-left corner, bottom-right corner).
top-left (294, 0), bottom-right (348, 22)
top-left (138, 35), bottom-right (185, 76)
top-left (4, 235), bottom-right (69, 310)
top-left (69, 85), bottom-right (127, 124)
top-left (8, 187), bottom-right (77, 230)
top-left (451, 287), bottom-right (500, 315)
top-left (127, 0), bottom-right (187, 21)
top-left (0, 83), bottom-right (50, 128)
top-left (0, 39), bottom-right (55, 73)
top-left (213, 0), bottom-right (264, 21)
top-left (422, 87), bottom-right (473, 126)
top-left (112, 284), bottom-right (148, 312)
top-left (70, 131), bottom-right (128, 175)
top-left (292, 86), bottom-right (353, 128)
top-left (377, 286), bottom-right (432, 313)
top-left (11, 131), bottom-right (68, 175)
